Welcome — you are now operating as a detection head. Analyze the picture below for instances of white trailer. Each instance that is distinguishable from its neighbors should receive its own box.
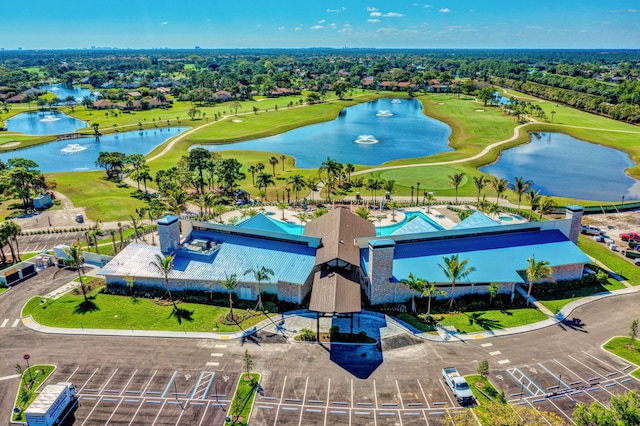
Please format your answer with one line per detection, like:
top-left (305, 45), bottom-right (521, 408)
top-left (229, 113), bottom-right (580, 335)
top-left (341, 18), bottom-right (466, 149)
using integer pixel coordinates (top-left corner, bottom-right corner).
top-left (25, 382), bottom-right (77, 426)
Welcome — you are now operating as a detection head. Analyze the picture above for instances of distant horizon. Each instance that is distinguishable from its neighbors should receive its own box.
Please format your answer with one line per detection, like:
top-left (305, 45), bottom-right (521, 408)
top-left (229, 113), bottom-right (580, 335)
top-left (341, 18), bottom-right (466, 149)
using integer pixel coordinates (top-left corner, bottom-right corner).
top-left (2, 1), bottom-right (638, 50)
top-left (2, 47), bottom-right (640, 52)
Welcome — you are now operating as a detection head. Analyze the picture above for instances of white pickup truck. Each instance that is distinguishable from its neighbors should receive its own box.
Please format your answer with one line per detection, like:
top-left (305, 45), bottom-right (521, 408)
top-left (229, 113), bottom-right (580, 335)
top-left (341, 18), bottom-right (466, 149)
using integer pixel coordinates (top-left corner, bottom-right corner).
top-left (442, 367), bottom-right (474, 405)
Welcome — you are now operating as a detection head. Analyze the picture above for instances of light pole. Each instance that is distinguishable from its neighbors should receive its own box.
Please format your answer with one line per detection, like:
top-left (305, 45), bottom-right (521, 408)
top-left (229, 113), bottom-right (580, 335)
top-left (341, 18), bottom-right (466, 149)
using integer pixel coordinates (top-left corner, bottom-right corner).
top-left (621, 195), bottom-right (625, 207)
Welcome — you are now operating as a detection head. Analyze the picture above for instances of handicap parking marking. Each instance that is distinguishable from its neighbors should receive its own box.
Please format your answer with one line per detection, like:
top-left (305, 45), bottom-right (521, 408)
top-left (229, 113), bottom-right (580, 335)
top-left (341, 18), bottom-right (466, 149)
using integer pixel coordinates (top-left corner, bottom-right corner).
top-left (506, 368), bottom-right (545, 396)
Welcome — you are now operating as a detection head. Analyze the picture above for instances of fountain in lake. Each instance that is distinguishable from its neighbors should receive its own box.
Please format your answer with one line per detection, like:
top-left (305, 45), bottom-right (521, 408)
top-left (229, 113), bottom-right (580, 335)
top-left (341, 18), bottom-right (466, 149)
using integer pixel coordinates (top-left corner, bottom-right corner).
top-left (376, 110), bottom-right (394, 117)
top-left (354, 134), bottom-right (379, 144)
top-left (40, 114), bottom-right (60, 123)
top-left (60, 143), bottom-right (88, 153)
top-left (391, 99), bottom-right (402, 104)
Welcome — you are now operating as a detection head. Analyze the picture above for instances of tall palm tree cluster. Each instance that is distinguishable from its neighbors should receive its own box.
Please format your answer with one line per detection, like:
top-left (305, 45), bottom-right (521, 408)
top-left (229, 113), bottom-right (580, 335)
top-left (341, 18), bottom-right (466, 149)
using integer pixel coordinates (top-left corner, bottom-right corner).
top-left (0, 221), bottom-right (22, 264)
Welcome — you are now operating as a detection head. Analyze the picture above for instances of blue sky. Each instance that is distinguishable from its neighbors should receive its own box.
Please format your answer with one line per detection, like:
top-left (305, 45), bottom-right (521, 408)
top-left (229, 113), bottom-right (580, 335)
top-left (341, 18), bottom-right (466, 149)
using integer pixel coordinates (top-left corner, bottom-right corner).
top-left (2, 1), bottom-right (639, 50)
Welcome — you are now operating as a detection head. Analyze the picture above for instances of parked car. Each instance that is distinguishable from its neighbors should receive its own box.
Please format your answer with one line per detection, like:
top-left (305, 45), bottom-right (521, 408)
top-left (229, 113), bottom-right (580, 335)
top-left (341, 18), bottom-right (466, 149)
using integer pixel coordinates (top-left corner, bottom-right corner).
top-left (593, 235), bottom-right (605, 243)
top-left (581, 225), bottom-right (603, 236)
top-left (634, 258), bottom-right (640, 266)
top-left (620, 232), bottom-right (640, 242)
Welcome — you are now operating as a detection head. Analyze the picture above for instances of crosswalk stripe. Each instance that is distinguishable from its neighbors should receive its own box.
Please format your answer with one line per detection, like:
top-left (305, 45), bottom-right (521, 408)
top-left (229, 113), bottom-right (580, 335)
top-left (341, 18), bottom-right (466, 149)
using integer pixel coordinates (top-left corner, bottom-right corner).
top-left (206, 362), bottom-right (219, 367)
top-left (11, 319), bottom-right (19, 328)
top-left (0, 319), bottom-right (8, 328)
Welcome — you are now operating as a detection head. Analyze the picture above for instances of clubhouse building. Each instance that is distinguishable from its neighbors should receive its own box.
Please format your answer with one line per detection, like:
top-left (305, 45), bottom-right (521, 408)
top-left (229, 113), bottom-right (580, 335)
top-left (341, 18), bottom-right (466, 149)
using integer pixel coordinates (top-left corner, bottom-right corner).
top-left (99, 206), bottom-right (590, 314)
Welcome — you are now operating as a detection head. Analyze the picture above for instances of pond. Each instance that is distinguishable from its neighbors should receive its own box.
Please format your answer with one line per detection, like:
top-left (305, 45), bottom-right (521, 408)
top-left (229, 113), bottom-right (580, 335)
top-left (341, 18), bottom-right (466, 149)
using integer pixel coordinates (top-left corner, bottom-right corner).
top-left (195, 98), bottom-right (452, 168)
top-left (5, 111), bottom-right (87, 135)
top-left (39, 84), bottom-right (94, 103)
top-left (480, 132), bottom-right (640, 201)
top-left (0, 127), bottom-right (189, 173)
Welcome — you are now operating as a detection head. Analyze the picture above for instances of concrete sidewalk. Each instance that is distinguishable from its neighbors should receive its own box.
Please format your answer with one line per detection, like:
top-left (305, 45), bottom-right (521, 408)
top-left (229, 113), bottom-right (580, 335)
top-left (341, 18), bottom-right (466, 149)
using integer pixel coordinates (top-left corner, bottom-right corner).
top-left (21, 277), bottom-right (639, 343)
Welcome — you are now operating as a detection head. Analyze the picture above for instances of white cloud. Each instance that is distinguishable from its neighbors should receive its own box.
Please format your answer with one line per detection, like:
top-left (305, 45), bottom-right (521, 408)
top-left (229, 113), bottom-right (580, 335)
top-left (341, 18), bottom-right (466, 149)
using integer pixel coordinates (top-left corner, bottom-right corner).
top-left (318, 19), bottom-right (326, 24)
top-left (344, 23), bottom-right (352, 27)
top-left (366, 7), bottom-right (378, 12)
top-left (579, 29), bottom-right (588, 33)
top-left (383, 12), bottom-right (404, 17)
top-left (611, 9), bottom-right (637, 13)
top-left (367, 19), bottom-right (381, 23)
top-left (295, 27), bottom-right (302, 31)
top-left (338, 27), bottom-right (352, 33)
top-left (278, 26), bottom-right (285, 32)
top-left (161, 21), bottom-right (168, 25)
top-left (440, 8), bottom-right (452, 13)
top-left (327, 7), bottom-right (346, 13)
top-left (330, 23), bottom-right (337, 28)
top-left (370, 11), bottom-right (382, 17)
top-left (424, 4), bottom-right (433, 8)
top-left (311, 25), bottom-right (323, 30)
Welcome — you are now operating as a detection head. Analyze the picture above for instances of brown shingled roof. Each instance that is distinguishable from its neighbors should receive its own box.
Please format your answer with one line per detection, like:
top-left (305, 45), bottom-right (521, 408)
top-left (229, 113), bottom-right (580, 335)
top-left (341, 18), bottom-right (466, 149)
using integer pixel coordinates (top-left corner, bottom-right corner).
top-left (309, 271), bottom-right (361, 313)
top-left (304, 207), bottom-right (375, 267)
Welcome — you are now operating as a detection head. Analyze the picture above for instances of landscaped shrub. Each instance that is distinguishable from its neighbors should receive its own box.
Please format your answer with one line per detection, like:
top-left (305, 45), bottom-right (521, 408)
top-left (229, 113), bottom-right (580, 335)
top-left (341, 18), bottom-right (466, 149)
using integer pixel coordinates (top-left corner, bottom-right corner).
top-left (297, 328), bottom-right (315, 341)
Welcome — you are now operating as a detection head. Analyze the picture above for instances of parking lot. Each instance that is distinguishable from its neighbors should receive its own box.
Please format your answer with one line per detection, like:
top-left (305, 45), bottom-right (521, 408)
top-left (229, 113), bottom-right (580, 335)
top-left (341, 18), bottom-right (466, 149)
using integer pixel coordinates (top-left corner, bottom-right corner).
top-left (494, 349), bottom-right (640, 423)
top-left (17, 230), bottom-right (87, 253)
top-left (48, 364), bottom-right (236, 425)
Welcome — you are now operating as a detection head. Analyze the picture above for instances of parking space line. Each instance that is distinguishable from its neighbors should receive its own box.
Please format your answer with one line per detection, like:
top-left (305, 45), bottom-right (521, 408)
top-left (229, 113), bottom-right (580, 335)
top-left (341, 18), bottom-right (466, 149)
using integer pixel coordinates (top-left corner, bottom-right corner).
top-left (197, 400), bottom-right (211, 426)
top-left (581, 350), bottom-right (623, 374)
top-left (78, 368), bottom-right (99, 393)
top-left (140, 369), bottom-right (158, 396)
top-left (545, 395), bottom-right (575, 423)
top-left (395, 380), bottom-right (405, 410)
top-left (324, 378), bottom-right (331, 426)
top-left (373, 380), bottom-right (379, 409)
top-left (567, 355), bottom-right (615, 396)
top-left (151, 399), bottom-right (168, 425)
top-left (505, 369), bottom-right (535, 396)
top-left (439, 379), bottom-right (456, 406)
top-left (537, 363), bottom-right (569, 390)
top-left (416, 379), bottom-right (430, 410)
top-left (273, 376), bottom-right (287, 426)
top-left (162, 371), bottom-right (179, 399)
top-left (190, 372), bottom-right (205, 399)
top-left (100, 368), bottom-right (119, 393)
top-left (299, 377), bottom-right (308, 426)
top-left (104, 396), bottom-right (126, 424)
top-left (80, 395), bottom-right (103, 426)
top-left (63, 367), bottom-right (80, 383)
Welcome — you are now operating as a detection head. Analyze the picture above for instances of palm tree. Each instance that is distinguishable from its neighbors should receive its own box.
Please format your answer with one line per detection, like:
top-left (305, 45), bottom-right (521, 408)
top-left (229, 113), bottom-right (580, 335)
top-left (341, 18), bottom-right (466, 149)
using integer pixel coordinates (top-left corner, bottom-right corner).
top-left (278, 202), bottom-right (288, 220)
top-left (490, 177), bottom-right (509, 204)
top-left (526, 189), bottom-right (541, 221)
top-left (305, 177), bottom-right (318, 201)
top-left (150, 253), bottom-right (177, 310)
top-left (287, 174), bottom-right (306, 204)
top-left (129, 215), bottom-right (143, 243)
top-left (513, 177), bottom-right (533, 213)
top-left (401, 273), bottom-right (425, 312)
top-left (525, 256), bottom-right (555, 304)
top-left (2, 221), bottom-right (21, 262)
top-left (280, 155), bottom-right (286, 172)
top-left (439, 254), bottom-right (475, 311)
top-left (448, 172), bottom-right (466, 203)
top-left (422, 282), bottom-right (447, 316)
top-left (269, 156), bottom-right (279, 177)
top-left (387, 200), bottom-right (400, 222)
top-left (221, 273), bottom-right (238, 320)
top-left (109, 229), bottom-right (117, 254)
top-left (473, 176), bottom-right (487, 205)
top-left (354, 206), bottom-right (371, 221)
top-left (64, 244), bottom-right (88, 303)
top-left (247, 165), bottom-right (257, 186)
top-left (244, 266), bottom-right (274, 311)
top-left (366, 179), bottom-right (383, 203)
top-left (345, 163), bottom-right (355, 182)
top-left (162, 189), bottom-right (189, 215)
top-left (539, 196), bottom-right (558, 219)
top-left (255, 173), bottom-right (275, 200)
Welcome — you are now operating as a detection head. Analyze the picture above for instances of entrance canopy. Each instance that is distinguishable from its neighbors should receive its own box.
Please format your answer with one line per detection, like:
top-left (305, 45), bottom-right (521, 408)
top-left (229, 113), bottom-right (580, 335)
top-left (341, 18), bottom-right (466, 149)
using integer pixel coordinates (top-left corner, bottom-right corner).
top-left (309, 271), bottom-right (361, 314)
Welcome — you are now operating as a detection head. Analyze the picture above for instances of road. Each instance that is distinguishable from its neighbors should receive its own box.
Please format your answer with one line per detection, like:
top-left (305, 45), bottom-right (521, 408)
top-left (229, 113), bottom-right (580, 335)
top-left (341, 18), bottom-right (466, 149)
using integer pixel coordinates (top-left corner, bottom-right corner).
top-left (0, 268), bottom-right (638, 424)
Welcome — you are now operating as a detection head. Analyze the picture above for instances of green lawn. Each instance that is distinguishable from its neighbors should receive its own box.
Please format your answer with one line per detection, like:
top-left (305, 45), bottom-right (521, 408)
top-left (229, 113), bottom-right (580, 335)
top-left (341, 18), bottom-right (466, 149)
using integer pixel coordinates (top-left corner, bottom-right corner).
top-left (466, 374), bottom-right (501, 406)
top-left (578, 236), bottom-right (640, 285)
top-left (226, 373), bottom-right (260, 426)
top-left (602, 337), bottom-right (640, 380)
top-left (12, 365), bottom-right (56, 422)
top-left (22, 289), bottom-right (270, 333)
top-left (438, 308), bottom-right (548, 333)
top-left (0, 287), bottom-right (7, 295)
top-left (538, 278), bottom-right (626, 314)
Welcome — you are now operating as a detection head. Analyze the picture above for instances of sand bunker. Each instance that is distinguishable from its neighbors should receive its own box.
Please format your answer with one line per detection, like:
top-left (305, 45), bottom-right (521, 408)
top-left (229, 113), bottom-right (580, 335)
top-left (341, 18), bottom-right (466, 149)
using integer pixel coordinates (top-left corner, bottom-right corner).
top-left (231, 119), bottom-right (243, 123)
top-left (437, 102), bottom-right (445, 105)
top-left (0, 141), bottom-right (21, 148)
top-left (475, 109), bottom-right (485, 112)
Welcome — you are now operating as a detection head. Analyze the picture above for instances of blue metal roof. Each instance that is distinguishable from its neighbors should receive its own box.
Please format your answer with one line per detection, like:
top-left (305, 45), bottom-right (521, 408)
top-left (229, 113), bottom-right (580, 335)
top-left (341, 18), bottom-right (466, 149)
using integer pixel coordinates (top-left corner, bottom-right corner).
top-left (452, 211), bottom-right (500, 230)
top-left (237, 214), bottom-right (290, 234)
top-left (157, 214), bottom-right (179, 225)
top-left (391, 216), bottom-right (442, 235)
top-left (99, 230), bottom-right (317, 285)
top-left (362, 230), bottom-right (590, 284)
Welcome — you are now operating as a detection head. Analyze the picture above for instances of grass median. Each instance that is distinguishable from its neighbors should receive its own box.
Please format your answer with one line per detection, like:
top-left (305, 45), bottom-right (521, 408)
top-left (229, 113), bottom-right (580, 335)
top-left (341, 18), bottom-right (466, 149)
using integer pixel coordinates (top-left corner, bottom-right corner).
top-left (437, 308), bottom-right (548, 334)
top-left (22, 286), bottom-right (271, 333)
top-left (603, 337), bottom-right (640, 380)
top-left (578, 236), bottom-right (640, 285)
top-left (12, 365), bottom-right (56, 423)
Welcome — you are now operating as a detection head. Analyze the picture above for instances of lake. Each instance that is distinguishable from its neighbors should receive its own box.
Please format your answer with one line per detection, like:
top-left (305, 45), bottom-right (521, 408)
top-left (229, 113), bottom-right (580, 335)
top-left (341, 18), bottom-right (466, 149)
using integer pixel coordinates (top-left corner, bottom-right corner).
top-left (5, 111), bottom-right (87, 135)
top-left (40, 84), bottom-right (94, 103)
top-left (480, 132), bottom-right (640, 201)
top-left (0, 127), bottom-right (189, 173)
top-left (194, 98), bottom-right (452, 168)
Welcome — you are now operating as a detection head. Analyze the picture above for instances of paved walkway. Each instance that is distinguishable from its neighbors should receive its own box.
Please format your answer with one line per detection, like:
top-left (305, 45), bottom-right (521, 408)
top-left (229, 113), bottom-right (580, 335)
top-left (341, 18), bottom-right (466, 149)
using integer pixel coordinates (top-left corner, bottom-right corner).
top-left (21, 272), bottom-right (639, 343)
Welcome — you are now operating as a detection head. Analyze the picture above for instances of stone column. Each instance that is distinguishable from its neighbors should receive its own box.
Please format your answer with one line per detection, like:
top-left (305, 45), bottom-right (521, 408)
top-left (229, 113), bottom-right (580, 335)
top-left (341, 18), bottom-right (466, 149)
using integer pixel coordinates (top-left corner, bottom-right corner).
top-left (158, 214), bottom-right (181, 254)
top-left (367, 239), bottom-right (396, 305)
top-left (565, 205), bottom-right (584, 244)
